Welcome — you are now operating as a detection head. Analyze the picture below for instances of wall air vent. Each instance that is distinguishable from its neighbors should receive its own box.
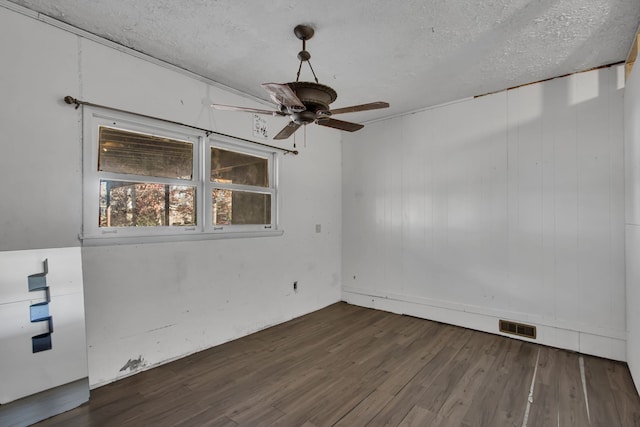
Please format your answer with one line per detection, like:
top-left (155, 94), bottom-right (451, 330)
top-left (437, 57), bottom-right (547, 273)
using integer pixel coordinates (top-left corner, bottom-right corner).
top-left (499, 320), bottom-right (536, 339)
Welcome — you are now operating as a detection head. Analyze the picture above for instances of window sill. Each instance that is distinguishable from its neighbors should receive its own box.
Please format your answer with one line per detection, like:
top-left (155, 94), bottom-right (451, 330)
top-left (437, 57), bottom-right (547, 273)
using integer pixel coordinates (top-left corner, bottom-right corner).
top-left (79, 229), bottom-right (284, 246)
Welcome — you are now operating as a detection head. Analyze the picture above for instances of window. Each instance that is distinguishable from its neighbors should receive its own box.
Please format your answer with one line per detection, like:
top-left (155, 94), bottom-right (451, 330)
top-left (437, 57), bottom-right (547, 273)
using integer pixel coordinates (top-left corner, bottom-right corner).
top-left (82, 108), bottom-right (280, 243)
top-left (209, 147), bottom-right (272, 227)
top-left (98, 127), bottom-right (196, 228)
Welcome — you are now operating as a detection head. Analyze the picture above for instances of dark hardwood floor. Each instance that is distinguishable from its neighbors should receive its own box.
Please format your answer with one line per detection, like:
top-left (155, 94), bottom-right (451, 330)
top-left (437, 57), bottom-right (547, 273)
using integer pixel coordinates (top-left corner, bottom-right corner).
top-left (35, 302), bottom-right (640, 426)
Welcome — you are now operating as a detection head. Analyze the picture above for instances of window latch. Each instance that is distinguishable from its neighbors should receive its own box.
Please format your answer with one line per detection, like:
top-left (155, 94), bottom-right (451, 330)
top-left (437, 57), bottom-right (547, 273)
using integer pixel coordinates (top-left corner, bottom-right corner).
top-left (213, 226), bottom-right (224, 231)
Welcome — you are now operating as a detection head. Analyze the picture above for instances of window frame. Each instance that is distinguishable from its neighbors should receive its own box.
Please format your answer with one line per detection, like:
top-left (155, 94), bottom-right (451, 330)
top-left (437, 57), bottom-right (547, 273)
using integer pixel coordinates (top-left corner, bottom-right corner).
top-left (81, 107), bottom-right (282, 245)
top-left (205, 139), bottom-right (277, 233)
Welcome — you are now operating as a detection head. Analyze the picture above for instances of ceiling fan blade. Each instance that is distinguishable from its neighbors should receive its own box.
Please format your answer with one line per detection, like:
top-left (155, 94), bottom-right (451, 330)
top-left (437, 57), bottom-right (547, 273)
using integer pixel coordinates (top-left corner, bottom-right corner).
top-left (329, 101), bottom-right (390, 115)
top-left (262, 83), bottom-right (306, 112)
top-left (317, 118), bottom-right (364, 132)
top-left (273, 122), bottom-right (302, 140)
top-left (211, 103), bottom-right (283, 116)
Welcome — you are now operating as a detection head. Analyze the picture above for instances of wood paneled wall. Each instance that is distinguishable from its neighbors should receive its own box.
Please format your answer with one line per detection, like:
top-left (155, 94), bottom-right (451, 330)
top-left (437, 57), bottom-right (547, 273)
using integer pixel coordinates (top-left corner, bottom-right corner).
top-left (343, 65), bottom-right (626, 360)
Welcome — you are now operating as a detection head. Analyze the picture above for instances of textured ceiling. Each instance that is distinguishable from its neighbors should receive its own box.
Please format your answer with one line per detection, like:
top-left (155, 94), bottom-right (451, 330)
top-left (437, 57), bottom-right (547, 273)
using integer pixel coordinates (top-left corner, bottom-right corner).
top-left (6, 0), bottom-right (640, 124)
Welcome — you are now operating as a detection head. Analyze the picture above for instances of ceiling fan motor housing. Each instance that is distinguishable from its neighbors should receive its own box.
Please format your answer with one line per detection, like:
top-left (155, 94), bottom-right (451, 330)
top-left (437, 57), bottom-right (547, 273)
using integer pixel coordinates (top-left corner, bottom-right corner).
top-left (287, 82), bottom-right (338, 125)
top-left (291, 110), bottom-right (317, 125)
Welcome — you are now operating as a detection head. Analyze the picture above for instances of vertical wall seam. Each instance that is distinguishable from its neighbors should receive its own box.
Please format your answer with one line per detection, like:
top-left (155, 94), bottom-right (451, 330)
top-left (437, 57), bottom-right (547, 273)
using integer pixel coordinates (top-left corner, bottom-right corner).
top-left (506, 90), bottom-right (512, 308)
top-left (77, 35), bottom-right (84, 240)
top-left (574, 75), bottom-right (582, 326)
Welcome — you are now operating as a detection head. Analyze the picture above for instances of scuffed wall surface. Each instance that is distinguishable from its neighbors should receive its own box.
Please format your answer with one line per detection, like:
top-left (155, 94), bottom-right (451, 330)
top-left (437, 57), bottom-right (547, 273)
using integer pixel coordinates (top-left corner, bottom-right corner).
top-left (1, 7), bottom-right (342, 387)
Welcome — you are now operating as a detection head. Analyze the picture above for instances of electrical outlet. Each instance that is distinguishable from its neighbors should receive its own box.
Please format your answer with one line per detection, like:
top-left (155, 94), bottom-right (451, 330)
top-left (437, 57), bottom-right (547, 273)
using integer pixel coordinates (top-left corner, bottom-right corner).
top-left (315, 224), bottom-right (321, 233)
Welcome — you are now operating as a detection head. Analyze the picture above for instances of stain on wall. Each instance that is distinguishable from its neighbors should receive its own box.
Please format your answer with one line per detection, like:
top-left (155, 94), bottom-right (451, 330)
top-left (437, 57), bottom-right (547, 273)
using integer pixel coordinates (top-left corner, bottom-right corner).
top-left (119, 355), bottom-right (146, 373)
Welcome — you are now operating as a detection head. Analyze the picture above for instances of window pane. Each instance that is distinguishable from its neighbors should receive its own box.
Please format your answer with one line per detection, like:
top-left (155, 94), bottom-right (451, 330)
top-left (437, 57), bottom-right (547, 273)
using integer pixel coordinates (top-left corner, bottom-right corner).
top-left (212, 189), bottom-right (271, 225)
top-left (210, 147), bottom-right (268, 187)
top-left (100, 181), bottom-right (196, 227)
top-left (99, 127), bottom-right (193, 179)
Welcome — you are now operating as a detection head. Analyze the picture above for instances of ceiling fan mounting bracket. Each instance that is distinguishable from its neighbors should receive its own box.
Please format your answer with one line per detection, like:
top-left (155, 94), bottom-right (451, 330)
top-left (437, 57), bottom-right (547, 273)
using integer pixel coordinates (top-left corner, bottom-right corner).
top-left (294, 24), bottom-right (316, 79)
top-left (294, 25), bottom-right (314, 41)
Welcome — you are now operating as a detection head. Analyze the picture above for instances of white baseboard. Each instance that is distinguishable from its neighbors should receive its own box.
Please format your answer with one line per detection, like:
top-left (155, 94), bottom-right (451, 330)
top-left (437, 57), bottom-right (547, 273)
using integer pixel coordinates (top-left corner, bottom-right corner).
top-left (342, 287), bottom-right (626, 362)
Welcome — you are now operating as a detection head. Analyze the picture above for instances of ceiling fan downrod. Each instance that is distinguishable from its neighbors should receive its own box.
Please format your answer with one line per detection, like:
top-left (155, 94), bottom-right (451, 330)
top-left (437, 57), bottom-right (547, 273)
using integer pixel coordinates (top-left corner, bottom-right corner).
top-left (294, 25), bottom-right (319, 84)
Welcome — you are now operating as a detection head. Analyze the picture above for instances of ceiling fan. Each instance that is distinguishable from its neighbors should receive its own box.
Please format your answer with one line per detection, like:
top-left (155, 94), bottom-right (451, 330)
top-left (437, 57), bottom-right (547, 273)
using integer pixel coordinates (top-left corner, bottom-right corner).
top-left (211, 24), bottom-right (389, 140)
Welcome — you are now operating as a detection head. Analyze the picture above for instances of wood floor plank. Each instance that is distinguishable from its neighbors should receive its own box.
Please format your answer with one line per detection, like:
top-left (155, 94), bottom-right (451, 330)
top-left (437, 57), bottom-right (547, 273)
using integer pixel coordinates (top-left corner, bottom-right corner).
top-left (584, 355), bottom-right (624, 427)
top-left (487, 342), bottom-right (538, 426)
top-left (525, 383), bottom-right (558, 427)
top-left (32, 303), bottom-right (640, 427)
top-left (428, 342), bottom-right (498, 425)
top-left (374, 323), bottom-right (466, 396)
top-left (605, 359), bottom-right (640, 426)
top-left (557, 350), bottom-right (591, 426)
top-left (370, 346), bottom-right (456, 426)
top-left (460, 338), bottom-right (524, 426)
top-left (397, 405), bottom-right (437, 426)
top-left (280, 376), bottom-right (377, 427)
top-left (177, 412), bottom-right (238, 427)
top-left (524, 346), bottom-right (563, 426)
top-left (130, 391), bottom-right (214, 426)
top-left (333, 389), bottom-right (395, 426)
top-left (366, 329), bottom-right (475, 425)
top-left (227, 404), bottom-right (285, 426)
top-left (415, 332), bottom-right (493, 415)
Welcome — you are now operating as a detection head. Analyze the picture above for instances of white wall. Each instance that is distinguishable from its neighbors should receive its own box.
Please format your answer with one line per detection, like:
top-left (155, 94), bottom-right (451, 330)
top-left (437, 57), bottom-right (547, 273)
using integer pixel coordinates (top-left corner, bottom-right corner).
top-left (1, 6), bottom-right (342, 387)
top-left (343, 66), bottom-right (626, 361)
top-left (626, 58), bottom-right (640, 391)
top-left (0, 7), bottom-right (81, 250)
top-left (2, 1), bottom-right (632, 391)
